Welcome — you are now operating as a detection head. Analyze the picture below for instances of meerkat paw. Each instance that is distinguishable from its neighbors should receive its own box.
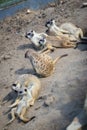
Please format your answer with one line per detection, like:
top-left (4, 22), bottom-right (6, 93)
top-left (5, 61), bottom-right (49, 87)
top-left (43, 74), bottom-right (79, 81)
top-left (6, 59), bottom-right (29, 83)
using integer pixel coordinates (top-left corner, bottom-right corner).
top-left (6, 107), bottom-right (16, 125)
top-left (6, 118), bottom-right (15, 126)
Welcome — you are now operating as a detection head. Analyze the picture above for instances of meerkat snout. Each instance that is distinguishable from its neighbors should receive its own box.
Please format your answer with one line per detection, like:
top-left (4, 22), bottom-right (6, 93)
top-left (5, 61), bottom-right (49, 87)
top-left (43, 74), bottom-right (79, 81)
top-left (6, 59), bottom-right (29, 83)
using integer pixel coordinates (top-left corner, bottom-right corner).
top-left (39, 38), bottom-right (46, 47)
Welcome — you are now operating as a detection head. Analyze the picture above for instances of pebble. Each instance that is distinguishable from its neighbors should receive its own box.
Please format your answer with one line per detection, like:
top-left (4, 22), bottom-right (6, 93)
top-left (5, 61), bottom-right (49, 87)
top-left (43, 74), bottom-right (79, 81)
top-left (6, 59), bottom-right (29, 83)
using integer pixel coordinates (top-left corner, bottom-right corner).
top-left (44, 95), bottom-right (55, 106)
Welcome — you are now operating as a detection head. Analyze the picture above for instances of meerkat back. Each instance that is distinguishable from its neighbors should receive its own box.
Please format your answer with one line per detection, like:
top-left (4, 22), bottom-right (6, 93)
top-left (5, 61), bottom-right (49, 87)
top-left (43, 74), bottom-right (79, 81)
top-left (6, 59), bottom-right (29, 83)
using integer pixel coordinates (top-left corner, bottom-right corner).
top-left (25, 49), bottom-right (54, 77)
top-left (31, 53), bottom-right (54, 77)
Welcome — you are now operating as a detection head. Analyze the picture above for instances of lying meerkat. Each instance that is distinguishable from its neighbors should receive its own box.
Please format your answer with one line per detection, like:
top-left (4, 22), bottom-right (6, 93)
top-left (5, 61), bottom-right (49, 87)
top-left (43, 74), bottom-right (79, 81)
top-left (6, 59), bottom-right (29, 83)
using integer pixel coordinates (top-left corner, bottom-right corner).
top-left (45, 19), bottom-right (80, 41)
top-left (6, 75), bottom-right (41, 125)
top-left (25, 30), bottom-right (47, 50)
top-left (45, 19), bottom-right (69, 35)
top-left (25, 30), bottom-right (76, 52)
top-left (25, 49), bottom-right (68, 77)
top-left (59, 22), bottom-right (84, 40)
top-left (9, 74), bottom-right (41, 108)
top-left (43, 34), bottom-right (76, 52)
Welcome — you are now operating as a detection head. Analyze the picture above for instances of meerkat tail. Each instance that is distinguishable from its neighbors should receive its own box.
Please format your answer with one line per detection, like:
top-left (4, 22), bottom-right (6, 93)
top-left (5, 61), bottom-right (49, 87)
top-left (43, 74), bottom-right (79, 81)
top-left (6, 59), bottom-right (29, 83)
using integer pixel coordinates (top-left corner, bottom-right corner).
top-left (20, 116), bottom-right (30, 123)
top-left (19, 107), bottom-right (29, 122)
top-left (53, 54), bottom-right (68, 64)
top-left (6, 108), bottom-right (16, 125)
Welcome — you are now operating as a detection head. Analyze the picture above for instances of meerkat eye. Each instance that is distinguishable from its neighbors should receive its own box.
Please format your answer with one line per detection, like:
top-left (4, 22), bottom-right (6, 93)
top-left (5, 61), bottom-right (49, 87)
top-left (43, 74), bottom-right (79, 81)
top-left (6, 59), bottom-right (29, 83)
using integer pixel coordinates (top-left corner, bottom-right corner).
top-left (19, 91), bottom-right (23, 94)
top-left (12, 84), bottom-right (16, 87)
top-left (50, 19), bottom-right (53, 21)
top-left (24, 88), bottom-right (27, 92)
top-left (27, 32), bottom-right (31, 35)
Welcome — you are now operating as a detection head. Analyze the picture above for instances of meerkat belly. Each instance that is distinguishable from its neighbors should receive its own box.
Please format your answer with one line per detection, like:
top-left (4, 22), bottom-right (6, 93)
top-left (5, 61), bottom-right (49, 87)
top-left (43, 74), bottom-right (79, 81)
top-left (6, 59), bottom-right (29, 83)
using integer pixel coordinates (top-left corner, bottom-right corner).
top-left (29, 85), bottom-right (40, 100)
top-left (16, 97), bottom-right (28, 115)
top-left (60, 23), bottom-right (78, 36)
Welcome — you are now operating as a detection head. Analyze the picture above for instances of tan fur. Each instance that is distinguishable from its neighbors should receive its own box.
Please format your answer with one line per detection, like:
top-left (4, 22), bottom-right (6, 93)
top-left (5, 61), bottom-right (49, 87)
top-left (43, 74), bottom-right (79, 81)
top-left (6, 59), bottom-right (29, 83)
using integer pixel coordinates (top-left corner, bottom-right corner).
top-left (6, 75), bottom-right (41, 125)
top-left (49, 35), bottom-right (76, 47)
top-left (59, 22), bottom-right (83, 39)
top-left (41, 35), bottom-right (76, 53)
top-left (46, 20), bottom-right (83, 41)
top-left (25, 49), bottom-right (68, 77)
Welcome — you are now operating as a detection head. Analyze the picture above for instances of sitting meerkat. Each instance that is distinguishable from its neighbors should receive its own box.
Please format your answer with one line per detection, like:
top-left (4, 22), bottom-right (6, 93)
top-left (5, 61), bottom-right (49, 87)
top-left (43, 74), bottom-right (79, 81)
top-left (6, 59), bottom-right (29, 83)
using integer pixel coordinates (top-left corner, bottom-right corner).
top-left (25, 49), bottom-right (68, 77)
top-left (25, 30), bottom-right (47, 50)
top-left (6, 75), bottom-right (41, 125)
top-left (45, 19), bottom-right (80, 41)
top-left (25, 30), bottom-right (76, 52)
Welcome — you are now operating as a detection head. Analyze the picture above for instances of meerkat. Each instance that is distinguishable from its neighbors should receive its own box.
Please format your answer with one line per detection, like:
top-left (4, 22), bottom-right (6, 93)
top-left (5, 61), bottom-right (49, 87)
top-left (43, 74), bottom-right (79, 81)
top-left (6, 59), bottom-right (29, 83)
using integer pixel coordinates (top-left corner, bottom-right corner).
top-left (25, 30), bottom-right (48, 50)
top-left (25, 49), bottom-right (68, 77)
top-left (6, 75), bottom-right (41, 125)
top-left (9, 74), bottom-right (41, 108)
top-left (25, 30), bottom-right (76, 53)
top-left (45, 34), bottom-right (76, 51)
top-left (45, 19), bottom-right (80, 42)
top-left (45, 19), bottom-right (69, 35)
top-left (59, 22), bottom-right (84, 40)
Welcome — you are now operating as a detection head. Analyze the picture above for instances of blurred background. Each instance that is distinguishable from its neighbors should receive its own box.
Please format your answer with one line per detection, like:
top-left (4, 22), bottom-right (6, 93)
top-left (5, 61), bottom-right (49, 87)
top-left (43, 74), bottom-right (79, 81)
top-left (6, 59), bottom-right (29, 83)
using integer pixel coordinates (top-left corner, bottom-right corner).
top-left (0, 0), bottom-right (57, 19)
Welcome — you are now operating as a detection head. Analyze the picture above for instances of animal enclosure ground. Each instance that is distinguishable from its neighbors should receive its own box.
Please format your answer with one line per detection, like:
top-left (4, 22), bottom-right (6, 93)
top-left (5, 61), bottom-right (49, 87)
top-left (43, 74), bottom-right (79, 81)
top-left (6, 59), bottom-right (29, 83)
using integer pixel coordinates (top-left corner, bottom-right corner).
top-left (0, 0), bottom-right (87, 130)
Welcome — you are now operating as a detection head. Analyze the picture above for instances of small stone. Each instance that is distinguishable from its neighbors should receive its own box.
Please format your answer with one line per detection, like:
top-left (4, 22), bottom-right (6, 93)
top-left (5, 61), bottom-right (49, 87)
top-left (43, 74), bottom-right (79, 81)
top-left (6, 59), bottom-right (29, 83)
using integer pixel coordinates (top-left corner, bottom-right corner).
top-left (1, 53), bottom-right (12, 60)
top-left (44, 95), bottom-right (55, 107)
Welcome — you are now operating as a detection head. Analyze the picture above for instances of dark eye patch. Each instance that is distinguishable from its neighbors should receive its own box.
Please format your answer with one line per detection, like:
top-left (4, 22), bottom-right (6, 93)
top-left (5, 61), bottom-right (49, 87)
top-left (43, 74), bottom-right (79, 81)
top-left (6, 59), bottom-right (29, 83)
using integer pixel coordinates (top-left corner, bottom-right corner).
top-left (50, 19), bottom-right (54, 21)
top-left (19, 91), bottom-right (23, 94)
top-left (12, 84), bottom-right (16, 87)
top-left (27, 33), bottom-right (31, 35)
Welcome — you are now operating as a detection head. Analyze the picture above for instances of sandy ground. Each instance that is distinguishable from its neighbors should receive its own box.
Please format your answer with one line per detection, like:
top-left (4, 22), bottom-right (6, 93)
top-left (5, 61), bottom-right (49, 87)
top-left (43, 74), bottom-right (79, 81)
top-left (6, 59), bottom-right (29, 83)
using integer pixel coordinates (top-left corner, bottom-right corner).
top-left (0, 0), bottom-right (87, 130)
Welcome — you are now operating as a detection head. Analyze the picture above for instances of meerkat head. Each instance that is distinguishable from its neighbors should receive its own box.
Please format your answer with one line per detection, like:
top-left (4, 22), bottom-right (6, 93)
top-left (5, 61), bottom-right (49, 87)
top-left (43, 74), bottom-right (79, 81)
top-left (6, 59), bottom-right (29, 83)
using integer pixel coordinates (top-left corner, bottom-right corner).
top-left (45, 19), bottom-right (55, 28)
top-left (18, 87), bottom-right (28, 96)
top-left (39, 38), bottom-right (46, 48)
top-left (25, 30), bottom-right (35, 39)
top-left (12, 83), bottom-right (21, 92)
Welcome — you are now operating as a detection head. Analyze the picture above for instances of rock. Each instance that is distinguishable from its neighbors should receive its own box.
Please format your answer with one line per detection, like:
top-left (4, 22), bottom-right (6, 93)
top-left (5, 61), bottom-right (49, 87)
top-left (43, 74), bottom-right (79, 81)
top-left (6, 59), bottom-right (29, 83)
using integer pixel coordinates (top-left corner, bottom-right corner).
top-left (1, 53), bottom-right (12, 61)
top-left (44, 95), bottom-right (55, 107)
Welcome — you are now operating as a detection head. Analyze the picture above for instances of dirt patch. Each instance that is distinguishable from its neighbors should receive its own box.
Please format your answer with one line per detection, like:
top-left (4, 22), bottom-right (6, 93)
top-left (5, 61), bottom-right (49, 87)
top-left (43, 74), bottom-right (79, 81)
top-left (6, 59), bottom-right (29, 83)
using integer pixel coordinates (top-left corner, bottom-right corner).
top-left (0, 0), bottom-right (87, 130)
